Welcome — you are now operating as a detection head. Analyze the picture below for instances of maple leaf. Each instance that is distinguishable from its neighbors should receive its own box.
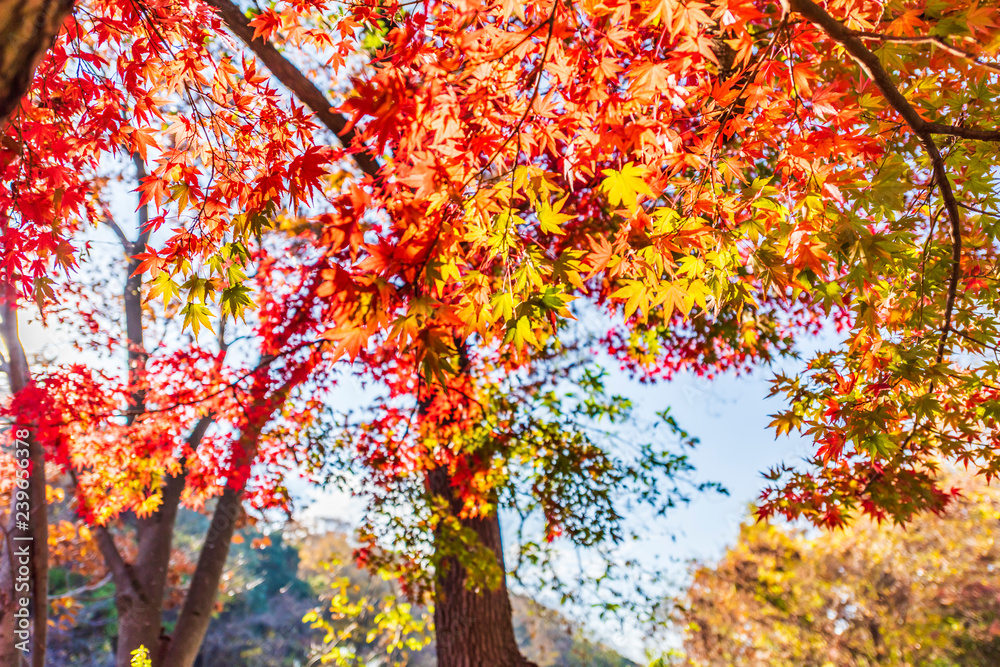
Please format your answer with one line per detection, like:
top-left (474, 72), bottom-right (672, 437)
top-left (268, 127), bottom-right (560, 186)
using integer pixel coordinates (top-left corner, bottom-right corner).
top-left (220, 284), bottom-right (254, 318)
top-left (137, 176), bottom-right (169, 210)
top-left (147, 273), bottom-right (179, 305)
top-left (585, 234), bottom-right (615, 277)
top-left (248, 9), bottom-right (283, 42)
top-left (132, 251), bottom-right (167, 278)
top-left (181, 302), bottom-right (214, 336)
top-left (536, 198), bottom-right (573, 235)
top-left (600, 162), bottom-right (655, 209)
top-left (630, 63), bottom-right (672, 103)
top-left (323, 326), bottom-right (369, 361)
top-left (125, 125), bottom-right (158, 161)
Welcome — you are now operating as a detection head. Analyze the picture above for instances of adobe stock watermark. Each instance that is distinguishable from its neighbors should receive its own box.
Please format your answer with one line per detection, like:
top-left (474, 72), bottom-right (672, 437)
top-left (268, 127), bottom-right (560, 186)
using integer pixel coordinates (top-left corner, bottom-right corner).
top-left (11, 427), bottom-right (33, 655)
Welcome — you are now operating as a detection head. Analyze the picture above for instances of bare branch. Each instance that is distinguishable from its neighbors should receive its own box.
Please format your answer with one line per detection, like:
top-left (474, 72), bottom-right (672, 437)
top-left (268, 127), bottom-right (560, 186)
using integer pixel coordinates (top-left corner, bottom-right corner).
top-left (959, 202), bottom-right (993, 217)
top-left (133, 153), bottom-right (152, 248)
top-left (102, 215), bottom-right (132, 252)
top-left (924, 121), bottom-right (1000, 142)
top-left (49, 572), bottom-right (113, 601)
top-left (91, 523), bottom-right (142, 600)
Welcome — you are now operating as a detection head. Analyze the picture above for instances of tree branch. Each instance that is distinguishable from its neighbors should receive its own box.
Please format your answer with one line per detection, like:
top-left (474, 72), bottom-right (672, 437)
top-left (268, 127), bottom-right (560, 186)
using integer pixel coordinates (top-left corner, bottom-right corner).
top-left (133, 153), bottom-right (152, 248)
top-left (161, 471), bottom-right (252, 667)
top-left (789, 0), bottom-right (1000, 142)
top-left (103, 215), bottom-right (133, 252)
top-left (91, 523), bottom-right (141, 602)
top-left (125, 156), bottom-right (149, 427)
top-left (788, 0), bottom-right (964, 362)
top-left (201, 0), bottom-right (381, 179)
top-left (163, 363), bottom-right (302, 667)
top-left (49, 572), bottom-right (113, 601)
top-left (852, 31), bottom-right (1000, 75)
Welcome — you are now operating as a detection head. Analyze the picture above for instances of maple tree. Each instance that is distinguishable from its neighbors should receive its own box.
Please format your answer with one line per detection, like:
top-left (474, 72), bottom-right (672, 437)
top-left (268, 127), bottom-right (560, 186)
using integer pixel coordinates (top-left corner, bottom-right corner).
top-left (0, 0), bottom-right (352, 662)
top-left (316, 333), bottom-right (719, 666)
top-left (3, 0), bottom-right (1000, 664)
top-left (315, 5), bottom-right (1000, 648)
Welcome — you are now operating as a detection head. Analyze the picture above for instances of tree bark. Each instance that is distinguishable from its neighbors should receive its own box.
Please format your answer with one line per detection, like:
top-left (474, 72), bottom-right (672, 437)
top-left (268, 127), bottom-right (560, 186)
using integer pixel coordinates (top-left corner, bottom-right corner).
top-left (0, 0), bottom-right (74, 127)
top-left (112, 588), bottom-right (162, 667)
top-left (0, 286), bottom-right (49, 667)
top-left (427, 467), bottom-right (535, 667)
top-left (123, 154), bottom-right (151, 424)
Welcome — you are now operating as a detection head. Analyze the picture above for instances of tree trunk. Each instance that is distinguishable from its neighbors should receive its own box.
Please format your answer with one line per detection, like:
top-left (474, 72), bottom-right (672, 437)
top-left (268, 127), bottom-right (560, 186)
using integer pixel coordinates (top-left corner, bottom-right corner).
top-left (90, 417), bottom-right (211, 667)
top-left (113, 594), bottom-right (163, 667)
top-left (161, 485), bottom-right (245, 667)
top-left (427, 467), bottom-right (535, 667)
top-left (0, 287), bottom-right (48, 667)
top-left (162, 378), bottom-right (294, 667)
top-left (0, 532), bottom-right (20, 667)
top-left (0, 0), bottom-right (74, 126)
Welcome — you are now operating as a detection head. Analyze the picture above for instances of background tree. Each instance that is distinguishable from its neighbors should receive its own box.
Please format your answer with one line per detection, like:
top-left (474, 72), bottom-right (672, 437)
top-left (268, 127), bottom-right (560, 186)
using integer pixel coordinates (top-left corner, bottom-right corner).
top-left (1, 1), bottom-right (340, 657)
top-left (672, 472), bottom-right (1000, 666)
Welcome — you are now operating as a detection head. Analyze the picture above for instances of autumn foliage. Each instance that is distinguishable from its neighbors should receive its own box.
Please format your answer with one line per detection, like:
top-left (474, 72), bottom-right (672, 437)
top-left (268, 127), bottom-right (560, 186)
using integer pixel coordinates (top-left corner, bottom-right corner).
top-left (2, 0), bottom-right (1000, 664)
top-left (673, 473), bottom-right (1000, 666)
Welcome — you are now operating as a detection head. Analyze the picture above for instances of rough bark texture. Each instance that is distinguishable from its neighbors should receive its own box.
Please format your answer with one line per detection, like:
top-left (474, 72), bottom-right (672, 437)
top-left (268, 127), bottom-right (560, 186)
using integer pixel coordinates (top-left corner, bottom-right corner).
top-left (427, 467), bottom-right (536, 667)
top-left (112, 589), bottom-right (162, 667)
top-left (0, 286), bottom-right (49, 667)
top-left (0, 0), bottom-right (74, 126)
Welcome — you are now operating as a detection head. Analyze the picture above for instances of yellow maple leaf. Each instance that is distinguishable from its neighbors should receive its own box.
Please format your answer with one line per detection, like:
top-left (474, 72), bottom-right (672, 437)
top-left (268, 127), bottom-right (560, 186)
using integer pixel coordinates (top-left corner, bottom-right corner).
top-left (600, 162), bottom-right (655, 209)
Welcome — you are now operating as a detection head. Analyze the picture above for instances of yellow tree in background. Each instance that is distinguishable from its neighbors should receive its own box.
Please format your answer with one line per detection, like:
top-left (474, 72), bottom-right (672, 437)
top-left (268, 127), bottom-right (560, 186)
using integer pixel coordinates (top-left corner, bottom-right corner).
top-left (673, 473), bottom-right (1000, 666)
